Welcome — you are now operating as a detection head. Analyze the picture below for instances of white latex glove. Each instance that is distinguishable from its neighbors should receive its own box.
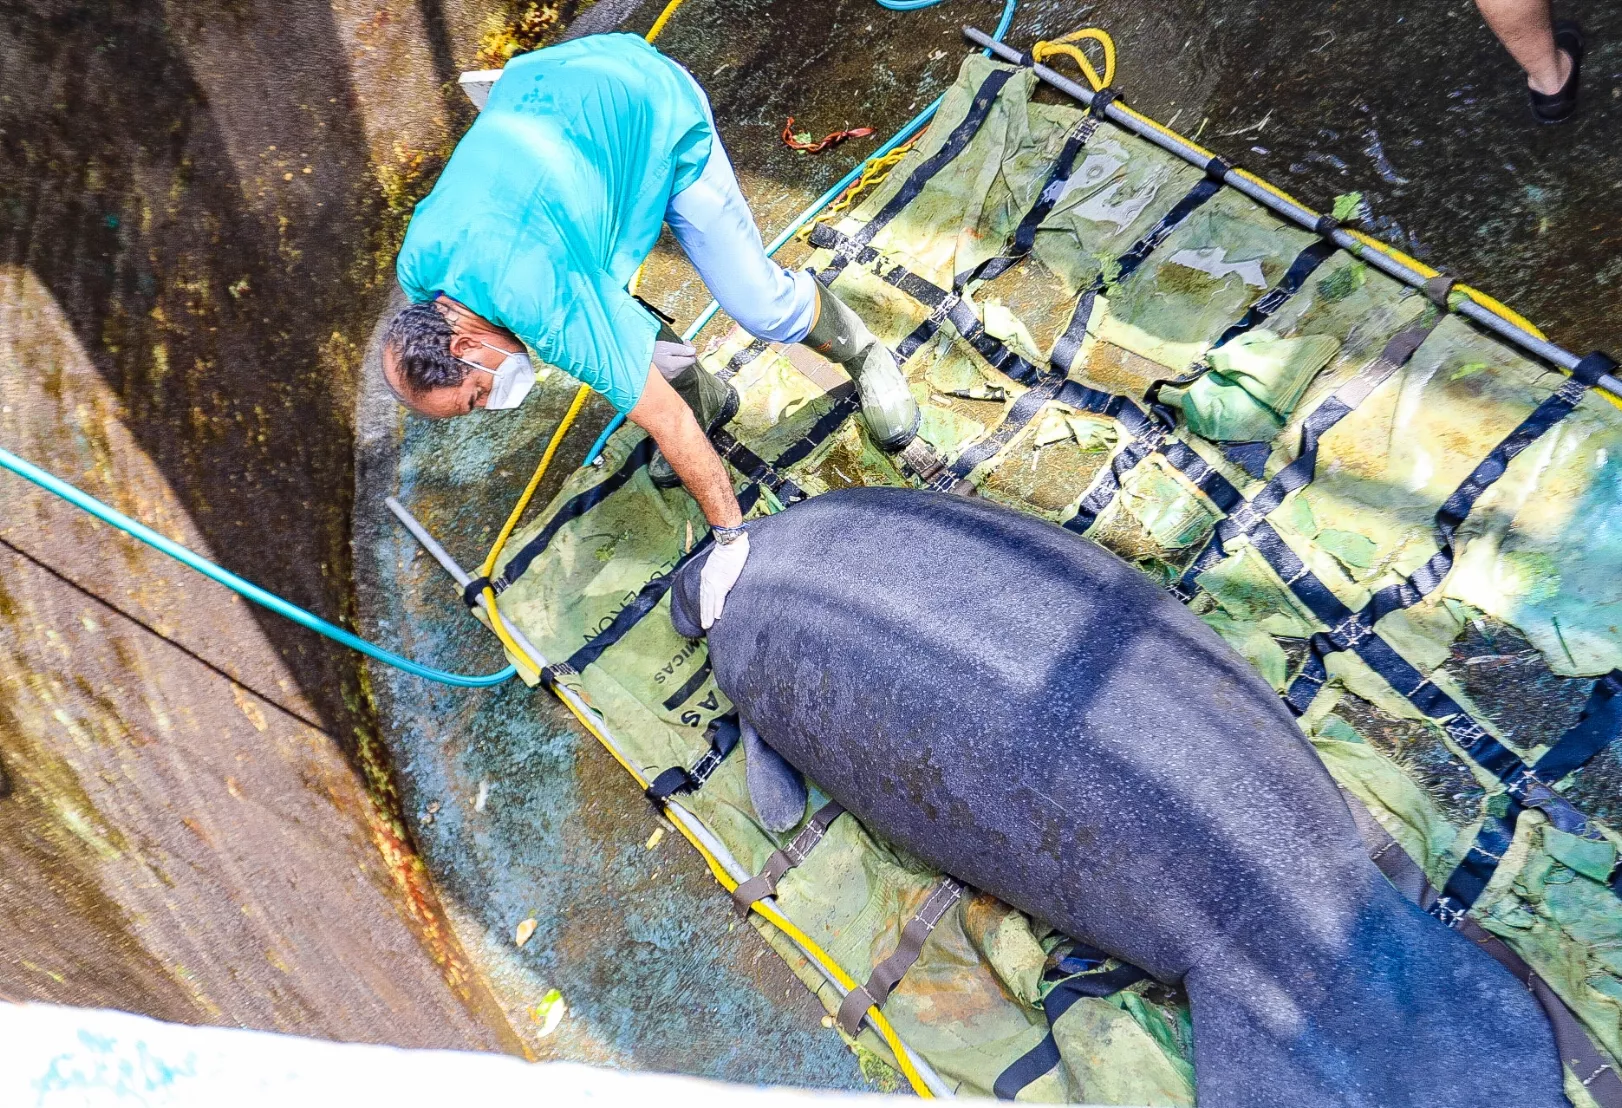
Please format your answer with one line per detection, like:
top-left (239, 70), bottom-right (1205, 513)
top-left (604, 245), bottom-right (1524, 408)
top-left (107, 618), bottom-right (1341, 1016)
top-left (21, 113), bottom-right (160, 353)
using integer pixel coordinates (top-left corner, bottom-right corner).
top-left (700, 532), bottom-right (750, 629)
top-left (652, 340), bottom-right (698, 379)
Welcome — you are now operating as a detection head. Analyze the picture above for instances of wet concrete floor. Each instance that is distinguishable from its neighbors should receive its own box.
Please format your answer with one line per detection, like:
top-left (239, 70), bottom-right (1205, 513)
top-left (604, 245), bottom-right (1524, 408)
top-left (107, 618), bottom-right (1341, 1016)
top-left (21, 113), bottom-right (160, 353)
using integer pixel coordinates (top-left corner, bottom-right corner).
top-left (2, 0), bottom-right (1618, 1090)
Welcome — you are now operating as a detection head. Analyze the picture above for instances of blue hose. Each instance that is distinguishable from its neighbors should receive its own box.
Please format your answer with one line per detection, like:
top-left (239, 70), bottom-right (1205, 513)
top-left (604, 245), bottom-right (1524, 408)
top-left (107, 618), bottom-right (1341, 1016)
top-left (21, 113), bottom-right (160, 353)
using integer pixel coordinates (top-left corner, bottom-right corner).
top-left (581, 0), bottom-right (1018, 467)
top-left (0, 445), bottom-right (516, 688)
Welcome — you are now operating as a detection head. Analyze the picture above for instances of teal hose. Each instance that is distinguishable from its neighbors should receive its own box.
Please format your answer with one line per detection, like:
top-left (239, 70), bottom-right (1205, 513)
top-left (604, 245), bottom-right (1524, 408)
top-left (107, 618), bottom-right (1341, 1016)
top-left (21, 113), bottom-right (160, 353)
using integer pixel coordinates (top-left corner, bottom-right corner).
top-left (0, 445), bottom-right (516, 688)
top-left (581, 0), bottom-right (1017, 467)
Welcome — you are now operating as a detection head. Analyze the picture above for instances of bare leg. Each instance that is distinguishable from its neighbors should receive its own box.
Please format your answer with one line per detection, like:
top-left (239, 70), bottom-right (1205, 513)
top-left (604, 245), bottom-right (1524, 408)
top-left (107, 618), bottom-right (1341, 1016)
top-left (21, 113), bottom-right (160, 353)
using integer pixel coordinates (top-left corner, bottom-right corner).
top-left (1474, 0), bottom-right (1572, 93)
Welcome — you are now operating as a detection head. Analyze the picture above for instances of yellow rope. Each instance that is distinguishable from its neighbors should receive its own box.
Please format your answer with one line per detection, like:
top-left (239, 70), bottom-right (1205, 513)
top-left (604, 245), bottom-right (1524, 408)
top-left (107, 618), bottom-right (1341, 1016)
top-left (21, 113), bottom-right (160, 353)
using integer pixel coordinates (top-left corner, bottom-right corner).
top-left (476, 383), bottom-right (591, 680)
top-left (797, 140), bottom-right (918, 243)
top-left (645, 0), bottom-right (688, 42)
top-left (1031, 27), bottom-right (1115, 91)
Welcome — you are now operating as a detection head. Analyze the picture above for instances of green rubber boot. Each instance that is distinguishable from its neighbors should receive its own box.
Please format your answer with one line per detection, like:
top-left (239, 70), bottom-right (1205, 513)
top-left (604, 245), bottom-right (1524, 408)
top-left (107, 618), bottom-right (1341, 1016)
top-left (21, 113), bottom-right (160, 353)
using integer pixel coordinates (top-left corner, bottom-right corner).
top-left (802, 283), bottom-right (919, 451)
top-left (649, 360), bottom-right (740, 490)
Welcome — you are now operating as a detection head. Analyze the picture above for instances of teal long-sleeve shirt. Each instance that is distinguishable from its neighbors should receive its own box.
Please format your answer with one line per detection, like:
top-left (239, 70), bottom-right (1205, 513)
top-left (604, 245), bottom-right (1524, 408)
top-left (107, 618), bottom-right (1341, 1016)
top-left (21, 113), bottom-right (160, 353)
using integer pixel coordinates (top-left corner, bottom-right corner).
top-left (397, 34), bottom-right (713, 413)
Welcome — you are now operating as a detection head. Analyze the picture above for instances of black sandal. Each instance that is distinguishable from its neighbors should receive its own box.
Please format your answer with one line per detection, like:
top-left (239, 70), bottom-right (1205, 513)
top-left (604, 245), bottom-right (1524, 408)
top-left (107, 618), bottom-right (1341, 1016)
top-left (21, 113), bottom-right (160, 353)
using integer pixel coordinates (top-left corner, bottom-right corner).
top-left (1529, 20), bottom-right (1584, 125)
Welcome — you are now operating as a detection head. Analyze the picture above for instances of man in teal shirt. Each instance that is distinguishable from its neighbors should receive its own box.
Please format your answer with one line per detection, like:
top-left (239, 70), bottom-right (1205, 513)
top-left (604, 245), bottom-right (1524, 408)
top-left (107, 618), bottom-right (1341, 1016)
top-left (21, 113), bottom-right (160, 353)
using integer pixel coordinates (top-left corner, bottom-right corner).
top-left (383, 33), bottom-right (917, 628)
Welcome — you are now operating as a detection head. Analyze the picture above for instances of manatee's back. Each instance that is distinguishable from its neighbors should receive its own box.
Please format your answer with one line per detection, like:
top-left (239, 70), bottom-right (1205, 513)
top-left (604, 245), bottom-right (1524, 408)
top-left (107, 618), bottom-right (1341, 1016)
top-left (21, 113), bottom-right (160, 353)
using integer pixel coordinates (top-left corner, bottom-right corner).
top-left (683, 487), bottom-right (1564, 1107)
top-left (693, 486), bottom-right (1365, 979)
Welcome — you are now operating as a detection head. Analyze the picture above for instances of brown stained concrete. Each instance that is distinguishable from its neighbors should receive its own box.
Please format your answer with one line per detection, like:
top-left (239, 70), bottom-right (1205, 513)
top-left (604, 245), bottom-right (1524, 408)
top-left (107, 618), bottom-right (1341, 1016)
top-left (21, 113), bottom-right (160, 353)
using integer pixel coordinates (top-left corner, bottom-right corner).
top-left (0, 0), bottom-right (522, 1049)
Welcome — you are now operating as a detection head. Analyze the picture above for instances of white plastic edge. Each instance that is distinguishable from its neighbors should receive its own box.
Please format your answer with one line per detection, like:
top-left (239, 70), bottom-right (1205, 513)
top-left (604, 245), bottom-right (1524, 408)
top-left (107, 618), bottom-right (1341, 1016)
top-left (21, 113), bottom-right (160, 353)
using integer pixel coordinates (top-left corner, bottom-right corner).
top-left (458, 68), bottom-right (505, 110)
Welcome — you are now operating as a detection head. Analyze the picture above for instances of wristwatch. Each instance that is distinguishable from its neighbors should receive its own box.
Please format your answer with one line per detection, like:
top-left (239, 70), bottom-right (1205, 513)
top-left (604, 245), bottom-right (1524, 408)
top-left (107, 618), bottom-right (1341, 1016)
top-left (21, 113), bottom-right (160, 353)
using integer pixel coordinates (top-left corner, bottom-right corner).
top-left (712, 523), bottom-right (748, 546)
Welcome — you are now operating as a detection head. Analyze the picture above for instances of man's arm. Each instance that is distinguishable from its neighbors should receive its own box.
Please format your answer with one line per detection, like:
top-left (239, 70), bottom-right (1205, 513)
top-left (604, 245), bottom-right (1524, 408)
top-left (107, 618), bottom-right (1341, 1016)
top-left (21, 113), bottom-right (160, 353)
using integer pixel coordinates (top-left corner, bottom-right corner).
top-left (626, 367), bottom-right (743, 528)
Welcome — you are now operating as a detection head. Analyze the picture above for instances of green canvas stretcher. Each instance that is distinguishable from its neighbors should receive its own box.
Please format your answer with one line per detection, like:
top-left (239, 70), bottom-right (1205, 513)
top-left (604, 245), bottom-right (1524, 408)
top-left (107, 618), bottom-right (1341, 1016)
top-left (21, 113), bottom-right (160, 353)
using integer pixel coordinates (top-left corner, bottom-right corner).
top-left (480, 53), bottom-right (1622, 1105)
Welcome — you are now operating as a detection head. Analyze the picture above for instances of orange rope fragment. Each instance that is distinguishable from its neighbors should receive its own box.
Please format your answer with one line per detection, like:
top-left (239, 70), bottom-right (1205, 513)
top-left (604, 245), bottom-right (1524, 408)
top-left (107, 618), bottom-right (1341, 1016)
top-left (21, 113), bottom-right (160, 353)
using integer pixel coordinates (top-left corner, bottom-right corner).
top-left (781, 116), bottom-right (876, 154)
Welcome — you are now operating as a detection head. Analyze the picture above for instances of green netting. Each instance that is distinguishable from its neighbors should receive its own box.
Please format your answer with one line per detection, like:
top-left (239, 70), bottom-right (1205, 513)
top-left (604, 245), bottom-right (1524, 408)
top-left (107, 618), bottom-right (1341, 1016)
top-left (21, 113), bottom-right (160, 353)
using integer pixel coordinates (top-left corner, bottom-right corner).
top-left (482, 53), bottom-right (1622, 1102)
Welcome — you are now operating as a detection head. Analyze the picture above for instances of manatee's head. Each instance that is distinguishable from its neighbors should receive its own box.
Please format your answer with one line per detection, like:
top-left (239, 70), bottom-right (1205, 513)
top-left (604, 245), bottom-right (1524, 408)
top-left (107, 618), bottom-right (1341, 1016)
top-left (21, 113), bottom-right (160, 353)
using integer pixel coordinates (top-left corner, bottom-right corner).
top-left (669, 548), bottom-right (709, 640)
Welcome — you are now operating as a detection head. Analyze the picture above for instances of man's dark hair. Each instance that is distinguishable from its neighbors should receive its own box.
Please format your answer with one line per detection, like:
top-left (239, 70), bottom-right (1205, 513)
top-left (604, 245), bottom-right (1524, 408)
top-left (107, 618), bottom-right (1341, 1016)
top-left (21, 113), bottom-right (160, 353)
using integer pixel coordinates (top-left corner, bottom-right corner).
top-left (383, 301), bottom-right (466, 398)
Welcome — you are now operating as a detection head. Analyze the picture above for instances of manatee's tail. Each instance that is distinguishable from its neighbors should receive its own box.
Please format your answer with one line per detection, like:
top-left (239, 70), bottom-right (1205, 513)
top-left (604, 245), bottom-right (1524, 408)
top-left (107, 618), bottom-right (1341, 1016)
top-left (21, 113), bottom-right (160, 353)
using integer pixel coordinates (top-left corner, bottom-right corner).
top-left (1183, 880), bottom-right (1565, 1108)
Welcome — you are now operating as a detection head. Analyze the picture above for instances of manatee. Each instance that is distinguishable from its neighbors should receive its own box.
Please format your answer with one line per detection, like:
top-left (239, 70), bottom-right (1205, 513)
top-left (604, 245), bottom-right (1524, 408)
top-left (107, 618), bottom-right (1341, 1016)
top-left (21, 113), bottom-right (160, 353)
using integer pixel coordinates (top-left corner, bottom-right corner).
top-left (670, 486), bottom-right (1563, 1108)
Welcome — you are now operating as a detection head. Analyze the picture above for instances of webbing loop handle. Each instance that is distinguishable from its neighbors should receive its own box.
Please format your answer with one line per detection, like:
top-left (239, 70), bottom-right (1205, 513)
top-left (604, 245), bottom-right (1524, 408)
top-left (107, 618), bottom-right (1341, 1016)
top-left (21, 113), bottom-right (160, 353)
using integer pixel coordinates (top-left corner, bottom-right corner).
top-left (1423, 274), bottom-right (1457, 309)
top-left (730, 801), bottom-right (845, 916)
top-left (836, 877), bottom-right (964, 1035)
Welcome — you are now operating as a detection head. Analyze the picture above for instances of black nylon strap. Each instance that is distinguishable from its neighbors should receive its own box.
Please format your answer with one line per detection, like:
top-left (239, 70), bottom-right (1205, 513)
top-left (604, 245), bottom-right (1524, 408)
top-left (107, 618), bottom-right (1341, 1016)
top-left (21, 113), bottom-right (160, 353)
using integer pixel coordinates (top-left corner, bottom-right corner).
top-left (1064, 240), bottom-right (1330, 538)
top-left (493, 438), bottom-right (657, 594)
top-left (1429, 810), bottom-right (1520, 924)
top-left (564, 484), bottom-right (763, 674)
top-left (712, 429), bottom-right (808, 504)
top-left (645, 715), bottom-right (741, 802)
top-left (1210, 238), bottom-right (1338, 351)
top-left (820, 68), bottom-right (1014, 281)
top-left (1476, 912), bottom-right (1622, 1105)
top-left (461, 575), bottom-right (492, 609)
top-left (1139, 314), bottom-right (1613, 888)
top-left (947, 378), bottom-right (1066, 480)
top-left (1048, 176), bottom-right (1223, 376)
top-left (718, 338), bottom-right (771, 382)
top-left (1426, 667), bottom-right (1622, 922)
top-left (955, 116), bottom-right (1102, 290)
top-left (537, 661), bottom-right (578, 694)
top-left (1314, 213), bottom-right (1341, 239)
top-left (1204, 154), bottom-right (1233, 182)
top-left (1066, 238), bottom-right (1338, 533)
top-left (1062, 405), bottom-right (1174, 535)
top-left (771, 383), bottom-right (861, 470)
top-left (809, 224), bottom-right (1047, 411)
top-left (730, 801), bottom-right (845, 916)
top-left (1172, 315), bottom-right (1440, 601)
top-left (835, 877), bottom-right (965, 1035)
top-left (1145, 238), bottom-right (1337, 410)
top-left (991, 959), bottom-right (1151, 1099)
top-left (1088, 86), bottom-right (1121, 117)
top-left (1533, 672), bottom-right (1622, 782)
top-left (1286, 343), bottom-right (1612, 705)
top-left (557, 379), bottom-right (864, 674)
top-left (1465, 912), bottom-right (1622, 1108)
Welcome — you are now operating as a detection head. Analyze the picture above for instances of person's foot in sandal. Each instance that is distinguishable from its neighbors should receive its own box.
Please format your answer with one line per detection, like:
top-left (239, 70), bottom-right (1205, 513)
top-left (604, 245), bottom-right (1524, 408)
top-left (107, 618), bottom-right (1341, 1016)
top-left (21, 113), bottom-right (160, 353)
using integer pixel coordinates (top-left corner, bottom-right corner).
top-left (1529, 20), bottom-right (1584, 124)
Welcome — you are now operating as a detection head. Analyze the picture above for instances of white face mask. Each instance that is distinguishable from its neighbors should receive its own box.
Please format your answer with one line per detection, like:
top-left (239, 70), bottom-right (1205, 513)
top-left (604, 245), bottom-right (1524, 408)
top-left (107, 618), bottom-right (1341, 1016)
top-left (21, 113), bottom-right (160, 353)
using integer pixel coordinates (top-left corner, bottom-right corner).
top-left (461, 341), bottom-right (535, 410)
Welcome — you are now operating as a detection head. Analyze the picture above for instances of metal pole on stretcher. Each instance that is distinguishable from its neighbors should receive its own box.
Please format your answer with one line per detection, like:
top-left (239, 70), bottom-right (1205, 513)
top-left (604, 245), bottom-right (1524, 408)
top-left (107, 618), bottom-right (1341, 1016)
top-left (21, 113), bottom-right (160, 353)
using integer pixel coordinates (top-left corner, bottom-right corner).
top-left (382, 496), bottom-right (955, 1099)
top-left (962, 25), bottom-right (1622, 400)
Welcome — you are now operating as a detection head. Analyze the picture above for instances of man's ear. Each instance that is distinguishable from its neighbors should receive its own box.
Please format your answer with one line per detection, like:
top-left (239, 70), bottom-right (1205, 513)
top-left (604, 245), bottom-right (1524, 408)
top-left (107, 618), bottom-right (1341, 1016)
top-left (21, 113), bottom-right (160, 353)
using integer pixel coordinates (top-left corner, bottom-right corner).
top-left (446, 332), bottom-right (481, 361)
